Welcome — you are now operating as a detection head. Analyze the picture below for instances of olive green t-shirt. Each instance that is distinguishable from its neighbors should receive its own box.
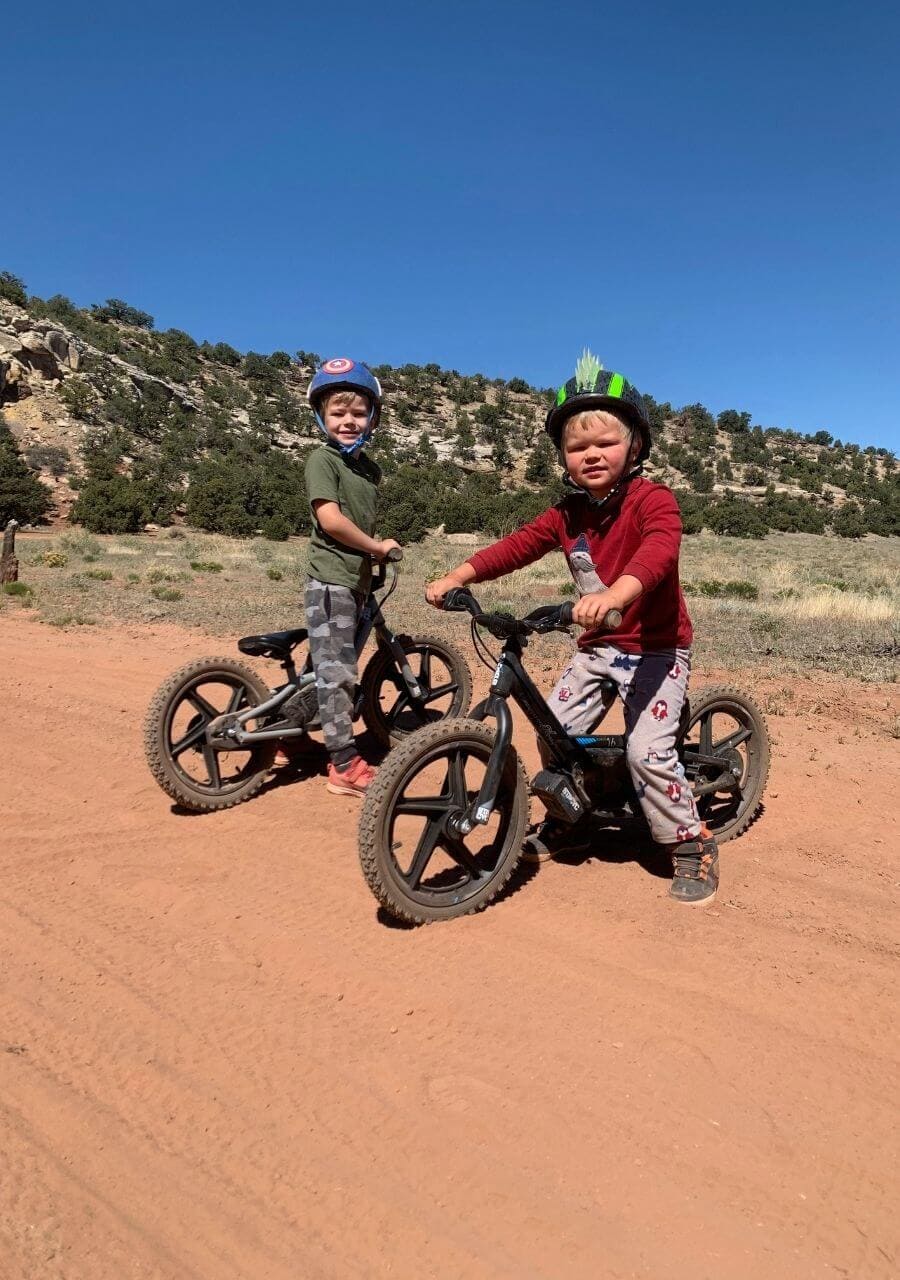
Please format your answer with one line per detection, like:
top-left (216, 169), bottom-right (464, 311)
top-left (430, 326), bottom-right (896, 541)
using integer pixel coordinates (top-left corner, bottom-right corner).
top-left (305, 444), bottom-right (382, 592)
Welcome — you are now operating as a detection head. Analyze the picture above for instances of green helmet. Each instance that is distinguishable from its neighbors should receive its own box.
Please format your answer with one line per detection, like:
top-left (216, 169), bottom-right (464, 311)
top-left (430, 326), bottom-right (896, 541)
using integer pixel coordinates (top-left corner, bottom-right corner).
top-left (544, 350), bottom-right (651, 464)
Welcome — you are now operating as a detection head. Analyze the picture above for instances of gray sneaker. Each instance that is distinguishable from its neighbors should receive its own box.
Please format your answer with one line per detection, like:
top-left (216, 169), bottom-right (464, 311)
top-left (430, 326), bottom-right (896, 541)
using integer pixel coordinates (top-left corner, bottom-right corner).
top-left (669, 833), bottom-right (719, 905)
top-left (522, 818), bottom-right (593, 864)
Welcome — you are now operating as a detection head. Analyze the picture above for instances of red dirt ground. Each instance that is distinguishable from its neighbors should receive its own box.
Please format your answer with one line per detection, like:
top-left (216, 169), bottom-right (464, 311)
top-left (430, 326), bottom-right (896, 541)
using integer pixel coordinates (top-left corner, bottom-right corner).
top-left (1, 615), bottom-right (898, 1279)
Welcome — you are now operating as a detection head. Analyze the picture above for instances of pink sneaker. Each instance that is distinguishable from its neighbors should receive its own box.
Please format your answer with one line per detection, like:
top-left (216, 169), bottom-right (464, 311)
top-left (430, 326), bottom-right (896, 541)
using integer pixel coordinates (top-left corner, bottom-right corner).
top-left (326, 756), bottom-right (376, 798)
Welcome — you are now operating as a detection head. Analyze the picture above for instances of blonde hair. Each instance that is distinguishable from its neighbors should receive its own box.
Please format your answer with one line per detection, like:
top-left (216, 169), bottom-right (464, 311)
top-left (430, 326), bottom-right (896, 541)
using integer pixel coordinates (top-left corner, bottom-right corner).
top-left (562, 407), bottom-right (633, 447)
top-left (321, 389), bottom-right (370, 412)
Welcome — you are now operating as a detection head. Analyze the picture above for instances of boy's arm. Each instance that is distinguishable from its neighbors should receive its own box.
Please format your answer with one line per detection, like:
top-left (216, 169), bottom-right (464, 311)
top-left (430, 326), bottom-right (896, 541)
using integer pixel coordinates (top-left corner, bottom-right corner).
top-left (426, 507), bottom-right (561, 606)
top-left (312, 500), bottom-right (398, 559)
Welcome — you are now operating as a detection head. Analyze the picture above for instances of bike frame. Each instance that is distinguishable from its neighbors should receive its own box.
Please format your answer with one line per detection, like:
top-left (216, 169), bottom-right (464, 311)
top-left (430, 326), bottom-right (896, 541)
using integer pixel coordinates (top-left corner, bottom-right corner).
top-left (450, 629), bottom-right (736, 834)
top-left (221, 561), bottom-right (426, 747)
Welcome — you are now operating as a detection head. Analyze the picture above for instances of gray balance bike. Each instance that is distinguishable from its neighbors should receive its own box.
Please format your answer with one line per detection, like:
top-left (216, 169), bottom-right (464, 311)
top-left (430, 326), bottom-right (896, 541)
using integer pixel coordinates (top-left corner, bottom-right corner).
top-left (144, 550), bottom-right (472, 811)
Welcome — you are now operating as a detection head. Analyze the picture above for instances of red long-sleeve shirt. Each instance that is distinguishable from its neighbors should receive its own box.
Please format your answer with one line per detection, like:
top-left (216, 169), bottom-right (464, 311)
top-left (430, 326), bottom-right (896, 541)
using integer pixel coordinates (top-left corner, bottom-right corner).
top-left (467, 477), bottom-right (693, 653)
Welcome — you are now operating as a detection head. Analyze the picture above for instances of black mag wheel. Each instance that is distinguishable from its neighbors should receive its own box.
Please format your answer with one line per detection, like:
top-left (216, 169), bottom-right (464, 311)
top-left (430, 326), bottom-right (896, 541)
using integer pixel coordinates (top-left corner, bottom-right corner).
top-left (680, 685), bottom-right (770, 841)
top-left (358, 718), bottom-right (529, 924)
top-left (359, 634), bottom-right (472, 746)
top-left (144, 657), bottom-right (278, 812)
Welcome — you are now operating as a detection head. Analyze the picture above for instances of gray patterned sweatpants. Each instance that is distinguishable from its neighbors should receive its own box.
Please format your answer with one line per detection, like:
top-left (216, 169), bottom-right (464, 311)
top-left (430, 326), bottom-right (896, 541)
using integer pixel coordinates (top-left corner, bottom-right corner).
top-left (304, 578), bottom-right (365, 764)
top-left (546, 644), bottom-right (701, 844)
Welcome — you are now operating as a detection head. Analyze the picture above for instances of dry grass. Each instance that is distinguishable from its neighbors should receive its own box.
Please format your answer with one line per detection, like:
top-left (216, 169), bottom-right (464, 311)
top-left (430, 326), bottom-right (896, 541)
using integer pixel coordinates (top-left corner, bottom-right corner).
top-left (4, 528), bottom-right (898, 685)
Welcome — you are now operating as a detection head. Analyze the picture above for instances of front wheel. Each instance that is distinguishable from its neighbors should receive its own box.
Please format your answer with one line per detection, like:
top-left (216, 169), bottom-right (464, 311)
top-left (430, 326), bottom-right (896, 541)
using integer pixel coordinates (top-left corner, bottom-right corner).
top-left (144, 657), bottom-right (278, 812)
top-left (358, 718), bottom-right (529, 924)
top-left (680, 685), bottom-right (770, 841)
top-left (359, 634), bottom-right (472, 746)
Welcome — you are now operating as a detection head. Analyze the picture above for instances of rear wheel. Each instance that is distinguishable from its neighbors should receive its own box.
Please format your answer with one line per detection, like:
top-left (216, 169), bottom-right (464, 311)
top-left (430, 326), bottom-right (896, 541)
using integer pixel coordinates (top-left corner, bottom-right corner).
top-left (144, 657), bottom-right (277, 812)
top-left (359, 635), bottom-right (472, 746)
top-left (358, 718), bottom-right (529, 924)
top-left (680, 685), bottom-right (770, 841)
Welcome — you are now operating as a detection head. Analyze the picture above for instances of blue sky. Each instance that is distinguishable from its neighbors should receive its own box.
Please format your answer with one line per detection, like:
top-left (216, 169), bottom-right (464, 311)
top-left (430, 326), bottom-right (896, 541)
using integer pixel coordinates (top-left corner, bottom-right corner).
top-left (4, 0), bottom-right (898, 450)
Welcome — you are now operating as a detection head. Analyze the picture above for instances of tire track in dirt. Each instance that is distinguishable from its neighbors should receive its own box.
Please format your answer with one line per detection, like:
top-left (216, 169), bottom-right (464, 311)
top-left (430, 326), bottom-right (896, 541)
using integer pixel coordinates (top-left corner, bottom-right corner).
top-left (1, 615), bottom-right (898, 1279)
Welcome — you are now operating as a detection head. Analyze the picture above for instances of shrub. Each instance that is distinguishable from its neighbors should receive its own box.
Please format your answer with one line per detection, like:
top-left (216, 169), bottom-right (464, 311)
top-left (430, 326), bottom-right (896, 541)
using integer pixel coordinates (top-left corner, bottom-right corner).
top-left (91, 298), bottom-right (154, 329)
top-left (262, 513), bottom-right (292, 541)
top-left (683, 579), bottom-right (759, 600)
top-left (0, 270), bottom-right (27, 306)
top-left (25, 444), bottom-right (71, 476)
top-left (83, 568), bottom-right (113, 581)
top-left (2, 580), bottom-right (32, 598)
top-left (831, 502), bottom-right (867, 539)
top-left (38, 549), bottom-right (68, 568)
top-left (268, 351), bottom-right (292, 369)
top-left (266, 566), bottom-right (283, 581)
top-left (60, 530), bottom-right (101, 558)
top-left (0, 424), bottom-right (54, 525)
top-left (200, 341), bottom-right (242, 367)
top-left (190, 560), bottom-right (223, 572)
top-left (71, 473), bottom-right (147, 533)
top-left (151, 585), bottom-right (182, 601)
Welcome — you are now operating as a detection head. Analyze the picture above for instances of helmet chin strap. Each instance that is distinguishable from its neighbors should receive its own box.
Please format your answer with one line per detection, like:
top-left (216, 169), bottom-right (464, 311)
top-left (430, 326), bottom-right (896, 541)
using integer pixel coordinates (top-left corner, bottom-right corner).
top-left (562, 464), bottom-right (642, 509)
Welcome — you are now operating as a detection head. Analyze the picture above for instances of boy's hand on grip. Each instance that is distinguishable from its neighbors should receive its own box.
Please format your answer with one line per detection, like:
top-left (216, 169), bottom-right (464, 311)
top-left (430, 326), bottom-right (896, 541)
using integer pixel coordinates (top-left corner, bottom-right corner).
top-left (375, 538), bottom-right (402, 561)
top-left (426, 574), bottom-right (463, 608)
top-left (572, 591), bottom-right (621, 628)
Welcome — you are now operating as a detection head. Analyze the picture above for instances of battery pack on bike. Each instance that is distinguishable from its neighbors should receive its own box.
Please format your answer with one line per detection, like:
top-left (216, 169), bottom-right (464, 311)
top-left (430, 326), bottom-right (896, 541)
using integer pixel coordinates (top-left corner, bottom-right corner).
top-left (530, 769), bottom-right (588, 823)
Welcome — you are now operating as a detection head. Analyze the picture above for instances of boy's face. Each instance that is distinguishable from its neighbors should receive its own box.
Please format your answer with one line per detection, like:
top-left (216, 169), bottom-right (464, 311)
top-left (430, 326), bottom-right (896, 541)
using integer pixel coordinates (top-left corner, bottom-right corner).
top-left (322, 393), bottom-right (372, 447)
top-left (562, 411), bottom-right (637, 497)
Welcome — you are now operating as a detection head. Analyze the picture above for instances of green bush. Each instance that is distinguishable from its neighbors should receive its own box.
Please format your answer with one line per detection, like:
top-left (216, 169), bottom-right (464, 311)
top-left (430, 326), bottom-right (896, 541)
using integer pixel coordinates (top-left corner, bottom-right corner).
top-left (0, 270), bottom-right (27, 306)
top-left (266, 566), bottom-right (283, 581)
top-left (151, 585), bottom-right (182, 601)
top-left (190, 560), bottom-right (223, 572)
top-left (683, 579), bottom-right (759, 600)
top-left (2, 580), bottom-right (32, 598)
top-left (91, 298), bottom-right (154, 329)
top-left (831, 502), bottom-right (867, 539)
top-left (0, 424), bottom-right (54, 525)
top-left (83, 568), bottom-right (113, 581)
top-left (71, 473), bottom-right (148, 533)
top-left (262, 513), bottom-right (292, 541)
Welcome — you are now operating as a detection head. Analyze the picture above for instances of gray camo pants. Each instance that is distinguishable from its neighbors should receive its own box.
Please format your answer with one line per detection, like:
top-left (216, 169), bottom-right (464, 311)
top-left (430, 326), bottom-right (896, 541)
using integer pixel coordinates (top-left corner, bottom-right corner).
top-left (546, 644), bottom-right (701, 844)
top-left (304, 578), bottom-right (365, 765)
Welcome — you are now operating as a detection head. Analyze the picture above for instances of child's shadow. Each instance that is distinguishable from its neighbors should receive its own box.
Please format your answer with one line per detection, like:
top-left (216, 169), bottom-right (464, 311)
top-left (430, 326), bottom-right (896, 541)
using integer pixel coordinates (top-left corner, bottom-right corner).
top-left (552, 819), bottom-right (672, 880)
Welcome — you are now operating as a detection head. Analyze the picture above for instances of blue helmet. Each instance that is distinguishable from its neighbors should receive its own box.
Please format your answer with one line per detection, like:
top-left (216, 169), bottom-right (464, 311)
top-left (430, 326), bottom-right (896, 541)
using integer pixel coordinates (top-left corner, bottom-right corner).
top-left (307, 357), bottom-right (383, 455)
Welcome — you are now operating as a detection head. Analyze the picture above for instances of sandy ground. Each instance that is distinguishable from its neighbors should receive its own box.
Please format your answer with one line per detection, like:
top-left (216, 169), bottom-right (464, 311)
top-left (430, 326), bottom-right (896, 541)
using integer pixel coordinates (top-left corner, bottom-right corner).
top-left (1, 614), bottom-right (898, 1280)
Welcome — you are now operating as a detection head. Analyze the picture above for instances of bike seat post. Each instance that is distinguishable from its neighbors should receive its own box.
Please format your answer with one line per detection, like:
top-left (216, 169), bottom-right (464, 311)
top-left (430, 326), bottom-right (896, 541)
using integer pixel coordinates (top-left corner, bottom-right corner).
top-left (282, 652), bottom-right (298, 681)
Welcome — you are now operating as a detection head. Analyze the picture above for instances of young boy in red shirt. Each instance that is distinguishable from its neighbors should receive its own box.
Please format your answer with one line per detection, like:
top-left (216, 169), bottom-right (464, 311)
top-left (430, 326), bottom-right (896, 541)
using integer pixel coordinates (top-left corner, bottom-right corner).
top-left (426, 351), bottom-right (718, 905)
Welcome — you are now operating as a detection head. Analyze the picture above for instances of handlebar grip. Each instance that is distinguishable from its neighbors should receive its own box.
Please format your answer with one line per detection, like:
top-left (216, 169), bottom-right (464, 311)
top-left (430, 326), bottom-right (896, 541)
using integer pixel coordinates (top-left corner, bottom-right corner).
top-left (602, 608), bottom-right (622, 629)
top-left (385, 547), bottom-right (404, 563)
top-left (558, 602), bottom-right (574, 626)
top-left (443, 587), bottom-right (476, 613)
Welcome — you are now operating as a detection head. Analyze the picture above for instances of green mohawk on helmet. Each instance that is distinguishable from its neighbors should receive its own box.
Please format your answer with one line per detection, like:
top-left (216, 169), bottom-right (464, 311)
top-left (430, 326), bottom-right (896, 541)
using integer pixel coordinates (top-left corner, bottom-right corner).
top-left (574, 348), bottom-right (604, 393)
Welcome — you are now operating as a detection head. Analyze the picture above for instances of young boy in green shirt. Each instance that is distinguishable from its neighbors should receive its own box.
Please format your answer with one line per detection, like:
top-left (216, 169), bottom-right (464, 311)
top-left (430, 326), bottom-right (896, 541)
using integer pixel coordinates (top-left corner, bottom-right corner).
top-left (304, 359), bottom-right (400, 797)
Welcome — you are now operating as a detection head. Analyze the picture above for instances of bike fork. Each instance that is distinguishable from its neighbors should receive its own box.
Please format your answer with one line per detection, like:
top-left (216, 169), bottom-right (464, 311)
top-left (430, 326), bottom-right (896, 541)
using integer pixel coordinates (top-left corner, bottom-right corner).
top-left (449, 695), bottom-right (513, 835)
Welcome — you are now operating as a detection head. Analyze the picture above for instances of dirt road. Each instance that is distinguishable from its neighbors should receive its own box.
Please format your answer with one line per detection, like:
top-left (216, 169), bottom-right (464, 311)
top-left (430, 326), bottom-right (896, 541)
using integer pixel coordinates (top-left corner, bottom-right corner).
top-left (1, 616), bottom-right (898, 1279)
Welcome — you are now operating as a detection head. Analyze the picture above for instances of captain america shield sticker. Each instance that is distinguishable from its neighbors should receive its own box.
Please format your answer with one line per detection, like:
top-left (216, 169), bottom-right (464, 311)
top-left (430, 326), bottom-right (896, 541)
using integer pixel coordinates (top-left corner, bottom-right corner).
top-left (322, 357), bottom-right (355, 375)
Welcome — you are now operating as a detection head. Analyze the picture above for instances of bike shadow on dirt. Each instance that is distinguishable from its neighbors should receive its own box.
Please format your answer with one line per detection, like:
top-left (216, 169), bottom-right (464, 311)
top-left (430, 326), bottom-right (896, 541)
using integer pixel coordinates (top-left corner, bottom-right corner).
top-left (551, 819), bottom-right (673, 880)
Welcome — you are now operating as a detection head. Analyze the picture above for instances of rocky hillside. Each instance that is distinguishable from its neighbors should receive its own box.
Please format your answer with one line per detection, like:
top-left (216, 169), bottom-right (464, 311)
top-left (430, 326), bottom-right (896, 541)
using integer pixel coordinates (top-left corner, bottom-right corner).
top-left (1, 272), bottom-right (897, 540)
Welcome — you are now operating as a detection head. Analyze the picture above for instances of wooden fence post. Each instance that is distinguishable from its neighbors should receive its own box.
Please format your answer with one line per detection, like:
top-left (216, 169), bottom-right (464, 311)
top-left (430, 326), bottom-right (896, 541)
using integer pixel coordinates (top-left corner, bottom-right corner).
top-left (1, 519), bottom-right (19, 584)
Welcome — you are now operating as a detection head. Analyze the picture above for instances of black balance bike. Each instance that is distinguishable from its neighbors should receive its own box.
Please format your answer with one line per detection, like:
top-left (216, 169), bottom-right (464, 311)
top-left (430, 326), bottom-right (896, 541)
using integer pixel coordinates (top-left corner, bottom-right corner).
top-left (144, 550), bottom-right (472, 811)
top-left (358, 587), bottom-right (770, 924)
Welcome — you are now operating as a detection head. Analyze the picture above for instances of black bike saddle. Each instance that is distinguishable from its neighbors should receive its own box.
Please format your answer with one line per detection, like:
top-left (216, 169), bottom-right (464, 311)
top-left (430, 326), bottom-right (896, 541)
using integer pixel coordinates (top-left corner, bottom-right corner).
top-left (237, 628), bottom-right (308, 659)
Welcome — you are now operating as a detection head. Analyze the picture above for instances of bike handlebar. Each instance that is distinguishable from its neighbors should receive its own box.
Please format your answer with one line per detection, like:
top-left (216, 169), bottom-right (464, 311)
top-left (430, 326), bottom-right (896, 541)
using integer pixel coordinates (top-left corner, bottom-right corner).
top-left (442, 588), bottom-right (621, 639)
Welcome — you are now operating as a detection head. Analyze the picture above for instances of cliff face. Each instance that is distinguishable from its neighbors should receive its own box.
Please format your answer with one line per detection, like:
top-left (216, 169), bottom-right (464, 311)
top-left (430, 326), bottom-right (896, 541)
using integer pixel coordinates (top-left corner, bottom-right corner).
top-left (0, 293), bottom-right (894, 531)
